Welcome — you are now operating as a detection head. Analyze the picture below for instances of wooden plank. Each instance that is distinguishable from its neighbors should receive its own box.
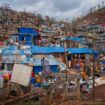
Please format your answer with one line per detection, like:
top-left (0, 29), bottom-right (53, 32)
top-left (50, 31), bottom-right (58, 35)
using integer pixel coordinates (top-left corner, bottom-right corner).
top-left (0, 88), bottom-right (45, 105)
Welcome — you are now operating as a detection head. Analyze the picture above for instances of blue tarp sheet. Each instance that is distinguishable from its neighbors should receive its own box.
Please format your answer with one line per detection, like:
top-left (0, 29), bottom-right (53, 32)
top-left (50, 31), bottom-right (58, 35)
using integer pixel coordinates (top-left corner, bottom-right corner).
top-left (33, 66), bottom-right (43, 73)
top-left (64, 37), bottom-right (87, 44)
top-left (32, 46), bottom-right (65, 54)
top-left (32, 46), bottom-right (98, 54)
top-left (18, 27), bottom-right (39, 36)
top-left (67, 48), bottom-right (95, 54)
top-left (33, 65), bottom-right (59, 73)
top-left (102, 61), bottom-right (105, 65)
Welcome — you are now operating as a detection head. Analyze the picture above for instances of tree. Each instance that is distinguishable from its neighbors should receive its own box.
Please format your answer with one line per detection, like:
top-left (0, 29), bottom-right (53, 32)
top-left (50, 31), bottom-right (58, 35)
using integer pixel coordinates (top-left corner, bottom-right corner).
top-left (37, 14), bottom-right (42, 20)
top-left (90, 7), bottom-right (93, 13)
top-left (3, 3), bottom-right (11, 10)
top-left (93, 6), bottom-right (96, 12)
top-left (45, 16), bottom-right (50, 22)
top-left (102, 1), bottom-right (104, 7)
top-left (98, 4), bottom-right (101, 9)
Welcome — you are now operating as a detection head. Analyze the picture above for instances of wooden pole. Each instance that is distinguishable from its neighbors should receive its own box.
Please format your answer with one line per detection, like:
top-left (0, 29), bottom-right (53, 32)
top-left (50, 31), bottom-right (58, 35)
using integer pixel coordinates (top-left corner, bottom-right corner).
top-left (64, 45), bottom-right (68, 70)
top-left (76, 78), bottom-right (80, 100)
top-left (92, 52), bottom-right (95, 100)
top-left (92, 37), bottom-right (96, 101)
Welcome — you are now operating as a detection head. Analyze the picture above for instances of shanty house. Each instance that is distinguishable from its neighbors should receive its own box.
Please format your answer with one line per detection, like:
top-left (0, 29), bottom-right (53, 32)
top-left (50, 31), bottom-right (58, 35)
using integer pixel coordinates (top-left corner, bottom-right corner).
top-left (18, 27), bottom-right (41, 45)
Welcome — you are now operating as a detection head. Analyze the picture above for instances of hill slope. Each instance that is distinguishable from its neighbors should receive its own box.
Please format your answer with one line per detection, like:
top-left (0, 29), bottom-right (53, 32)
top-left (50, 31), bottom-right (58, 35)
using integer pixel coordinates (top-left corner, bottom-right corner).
top-left (77, 7), bottom-right (105, 25)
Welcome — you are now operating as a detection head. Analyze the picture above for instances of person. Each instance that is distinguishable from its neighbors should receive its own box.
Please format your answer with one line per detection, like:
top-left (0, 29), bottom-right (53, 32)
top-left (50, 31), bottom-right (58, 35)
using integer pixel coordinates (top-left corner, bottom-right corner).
top-left (80, 81), bottom-right (89, 94)
top-left (79, 59), bottom-right (84, 68)
top-left (0, 55), bottom-right (3, 69)
top-left (80, 68), bottom-right (89, 94)
top-left (86, 66), bottom-right (91, 77)
top-left (68, 55), bottom-right (71, 69)
top-left (81, 67), bottom-right (87, 81)
top-left (76, 60), bottom-right (81, 71)
top-left (95, 63), bottom-right (101, 77)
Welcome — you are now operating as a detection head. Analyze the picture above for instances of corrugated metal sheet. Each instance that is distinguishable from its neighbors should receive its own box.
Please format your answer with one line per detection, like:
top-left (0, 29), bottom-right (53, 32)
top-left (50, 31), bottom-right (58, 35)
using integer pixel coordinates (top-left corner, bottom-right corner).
top-left (2, 49), bottom-right (31, 55)
top-left (33, 58), bottom-right (59, 66)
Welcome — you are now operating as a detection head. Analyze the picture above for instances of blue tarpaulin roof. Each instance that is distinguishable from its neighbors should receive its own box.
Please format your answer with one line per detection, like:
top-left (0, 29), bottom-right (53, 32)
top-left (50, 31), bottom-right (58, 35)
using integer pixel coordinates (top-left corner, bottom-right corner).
top-left (32, 46), bottom-right (65, 54)
top-left (32, 46), bottom-right (98, 54)
top-left (18, 27), bottom-right (39, 36)
top-left (64, 37), bottom-right (87, 44)
top-left (67, 48), bottom-right (96, 54)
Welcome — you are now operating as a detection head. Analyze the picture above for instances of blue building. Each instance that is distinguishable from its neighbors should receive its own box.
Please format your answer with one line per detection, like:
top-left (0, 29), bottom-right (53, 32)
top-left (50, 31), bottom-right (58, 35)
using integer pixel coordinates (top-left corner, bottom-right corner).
top-left (18, 27), bottom-right (41, 45)
top-left (11, 27), bottom-right (41, 45)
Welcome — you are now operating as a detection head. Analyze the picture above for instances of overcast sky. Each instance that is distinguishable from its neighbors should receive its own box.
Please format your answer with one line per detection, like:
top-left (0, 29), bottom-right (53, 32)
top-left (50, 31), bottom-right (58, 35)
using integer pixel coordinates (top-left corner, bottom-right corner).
top-left (0, 0), bottom-right (104, 20)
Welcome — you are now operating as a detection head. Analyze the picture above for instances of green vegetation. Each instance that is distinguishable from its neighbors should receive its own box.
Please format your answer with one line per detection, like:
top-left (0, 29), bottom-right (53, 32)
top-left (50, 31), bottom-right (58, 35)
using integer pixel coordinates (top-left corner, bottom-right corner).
top-left (16, 101), bottom-right (40, 105)
top-left (83, 102), bottom-right (105, 105)
top-left (91, 103), bottom-right (105, 105)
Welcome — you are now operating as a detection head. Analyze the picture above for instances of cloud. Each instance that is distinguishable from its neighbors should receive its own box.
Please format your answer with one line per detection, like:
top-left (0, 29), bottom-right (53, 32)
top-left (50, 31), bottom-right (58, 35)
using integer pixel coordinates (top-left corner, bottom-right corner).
top-left (0, 0), bottom-right (104, 20)
top-left (52, 0), bottom-right (83, 12)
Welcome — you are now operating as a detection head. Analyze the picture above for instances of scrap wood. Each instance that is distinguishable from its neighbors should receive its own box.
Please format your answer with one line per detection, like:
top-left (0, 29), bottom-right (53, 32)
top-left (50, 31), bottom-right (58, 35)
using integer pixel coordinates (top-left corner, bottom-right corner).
top-left (0, 84), bottom-right (20, 97)
top-left (47, 80), bottom-right (66, 93)
top-left (81, 101), bottom-right (105, 105)
top-left (0, 88), bottom-right (46, 105)
top-left (54, 98), bottom-right (81, 105)
top-left (101, 77), bottom-right (105, 80)
top-left (50, 72), bottom-right (79, 77)
top-left (68, 70), bottom-right (78, 74)
top-left (47, 75), bottom-right (79, 93)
